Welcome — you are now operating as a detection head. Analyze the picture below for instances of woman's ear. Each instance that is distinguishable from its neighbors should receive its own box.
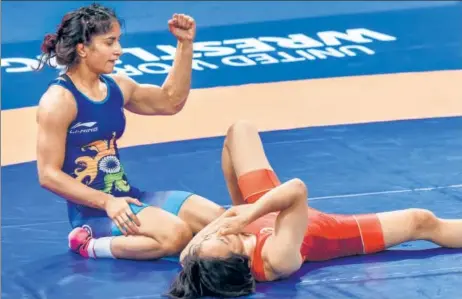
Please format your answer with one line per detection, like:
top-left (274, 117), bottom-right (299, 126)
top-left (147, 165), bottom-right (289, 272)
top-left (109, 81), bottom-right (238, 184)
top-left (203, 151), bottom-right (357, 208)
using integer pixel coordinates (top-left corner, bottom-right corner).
top-left (76, 43), bottom-right (87, 58)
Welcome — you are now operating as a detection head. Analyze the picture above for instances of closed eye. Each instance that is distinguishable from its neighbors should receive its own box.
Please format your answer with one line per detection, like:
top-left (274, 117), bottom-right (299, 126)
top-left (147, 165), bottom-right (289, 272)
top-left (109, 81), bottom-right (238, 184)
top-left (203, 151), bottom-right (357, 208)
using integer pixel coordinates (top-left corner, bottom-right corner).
top-left (218, 236), bottom-right (229, 245)
top-left (105, 37), bottom-right (116, 45)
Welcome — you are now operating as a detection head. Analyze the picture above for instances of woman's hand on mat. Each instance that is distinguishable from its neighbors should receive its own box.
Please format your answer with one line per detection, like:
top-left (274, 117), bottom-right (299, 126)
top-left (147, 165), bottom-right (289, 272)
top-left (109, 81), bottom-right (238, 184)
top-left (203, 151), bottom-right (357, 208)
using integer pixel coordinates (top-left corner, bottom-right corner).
top-left (217, 206), bottom-right (253, 236)
top-left (105, 197), bottom-right (142, 236)
top-left (168, 14), bottom-right (196, 42)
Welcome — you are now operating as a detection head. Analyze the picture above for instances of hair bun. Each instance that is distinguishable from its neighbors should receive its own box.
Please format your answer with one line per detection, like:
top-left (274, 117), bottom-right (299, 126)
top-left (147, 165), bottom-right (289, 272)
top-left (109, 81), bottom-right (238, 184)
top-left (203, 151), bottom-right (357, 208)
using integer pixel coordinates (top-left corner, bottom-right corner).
top-left (41, 33), bottom-right (58, 54)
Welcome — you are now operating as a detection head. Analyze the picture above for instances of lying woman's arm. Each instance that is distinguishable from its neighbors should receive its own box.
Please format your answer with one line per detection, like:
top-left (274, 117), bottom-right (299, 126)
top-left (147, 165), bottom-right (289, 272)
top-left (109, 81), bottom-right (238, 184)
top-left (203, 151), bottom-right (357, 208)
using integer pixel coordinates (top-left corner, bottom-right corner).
top-left (248, 178), bottom-right (309, 279)
top-left (220, 178), bottom-right (309, 280)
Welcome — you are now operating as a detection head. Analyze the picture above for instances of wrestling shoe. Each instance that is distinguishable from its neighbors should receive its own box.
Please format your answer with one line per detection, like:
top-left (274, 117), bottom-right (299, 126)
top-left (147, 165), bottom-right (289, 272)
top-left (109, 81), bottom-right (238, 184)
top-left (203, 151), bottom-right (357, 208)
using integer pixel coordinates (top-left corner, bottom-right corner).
top-left (68, 225), bottom-right (93, 258)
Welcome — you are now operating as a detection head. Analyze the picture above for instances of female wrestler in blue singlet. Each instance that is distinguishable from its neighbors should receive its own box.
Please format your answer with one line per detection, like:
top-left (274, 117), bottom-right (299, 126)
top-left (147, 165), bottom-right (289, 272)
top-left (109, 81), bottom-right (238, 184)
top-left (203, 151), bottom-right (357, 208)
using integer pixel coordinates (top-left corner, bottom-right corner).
top-left (36, 4), bottom-right (224, 260)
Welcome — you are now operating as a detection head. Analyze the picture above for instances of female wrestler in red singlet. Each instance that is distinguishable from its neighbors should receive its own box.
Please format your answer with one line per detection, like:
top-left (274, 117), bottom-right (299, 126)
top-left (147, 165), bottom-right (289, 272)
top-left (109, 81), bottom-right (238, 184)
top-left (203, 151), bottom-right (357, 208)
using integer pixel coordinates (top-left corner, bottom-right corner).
top-left (167, 120), bottom-right (462, 299)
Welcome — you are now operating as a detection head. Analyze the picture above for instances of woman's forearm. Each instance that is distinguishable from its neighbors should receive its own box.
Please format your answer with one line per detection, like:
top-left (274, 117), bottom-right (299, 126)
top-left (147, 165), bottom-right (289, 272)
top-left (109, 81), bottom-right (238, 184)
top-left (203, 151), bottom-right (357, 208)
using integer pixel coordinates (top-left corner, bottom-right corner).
top-left (40, 167), bottom-right (112, 210)
top-left (246, 179), bottom-right (305, 223)
top-left (161, 40), bottom-right (194, 108)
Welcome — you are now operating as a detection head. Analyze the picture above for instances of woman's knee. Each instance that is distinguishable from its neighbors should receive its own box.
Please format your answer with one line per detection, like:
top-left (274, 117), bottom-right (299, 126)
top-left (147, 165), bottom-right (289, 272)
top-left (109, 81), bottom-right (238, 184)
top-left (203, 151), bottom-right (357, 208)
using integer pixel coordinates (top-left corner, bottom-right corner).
top-left (133, 221), bottom-right (193, 258)
top-left (136, 207), bottom-right (194, 255)
top-left (409, 208), bottom-right (439, 238)
top-left (161, 221), bottom-right (193, 255)
top-left (225, 120), bottom-right (258, 143)
top-left (228, 120), bottom-right (258, 134)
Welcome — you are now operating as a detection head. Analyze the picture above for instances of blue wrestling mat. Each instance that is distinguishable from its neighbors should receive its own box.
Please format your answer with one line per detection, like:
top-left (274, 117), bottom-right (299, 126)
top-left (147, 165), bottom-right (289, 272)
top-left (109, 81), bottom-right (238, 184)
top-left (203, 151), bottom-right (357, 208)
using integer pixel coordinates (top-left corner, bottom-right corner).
top-left (2, 1), bottom-right (462, 298)
top-left (2, 117), bottom-right (462, 298)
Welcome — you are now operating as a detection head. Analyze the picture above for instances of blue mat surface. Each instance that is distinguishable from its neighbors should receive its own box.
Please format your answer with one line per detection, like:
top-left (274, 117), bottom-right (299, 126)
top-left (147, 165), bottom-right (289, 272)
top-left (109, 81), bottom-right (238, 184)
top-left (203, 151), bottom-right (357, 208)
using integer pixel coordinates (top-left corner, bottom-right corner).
top-left (3, 117), bottom-right (462, 298)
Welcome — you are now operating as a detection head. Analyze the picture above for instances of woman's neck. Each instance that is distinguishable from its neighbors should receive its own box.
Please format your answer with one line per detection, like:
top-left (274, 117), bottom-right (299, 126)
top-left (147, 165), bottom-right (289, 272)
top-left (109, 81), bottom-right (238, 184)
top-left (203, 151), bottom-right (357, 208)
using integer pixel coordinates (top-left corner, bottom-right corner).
top-left (67, 66), bottom-right (100, 90)
top-left (239, 233), bottom-right (257, 258)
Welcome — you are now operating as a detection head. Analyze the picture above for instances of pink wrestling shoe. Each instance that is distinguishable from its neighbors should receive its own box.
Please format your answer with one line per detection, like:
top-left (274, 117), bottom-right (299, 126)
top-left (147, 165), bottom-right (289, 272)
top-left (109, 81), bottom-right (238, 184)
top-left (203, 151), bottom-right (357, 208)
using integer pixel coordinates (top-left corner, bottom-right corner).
top-left (68, 225), bottom-right (93, 258)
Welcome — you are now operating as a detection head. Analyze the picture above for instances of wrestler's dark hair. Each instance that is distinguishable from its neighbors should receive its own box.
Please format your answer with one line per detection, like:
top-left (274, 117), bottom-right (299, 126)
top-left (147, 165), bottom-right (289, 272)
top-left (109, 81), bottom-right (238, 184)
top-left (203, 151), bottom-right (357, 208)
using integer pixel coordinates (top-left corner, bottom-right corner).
top-left (165, 253), bottom-right (256, 298)
top-left (36, 3), bottom-right (123, 70)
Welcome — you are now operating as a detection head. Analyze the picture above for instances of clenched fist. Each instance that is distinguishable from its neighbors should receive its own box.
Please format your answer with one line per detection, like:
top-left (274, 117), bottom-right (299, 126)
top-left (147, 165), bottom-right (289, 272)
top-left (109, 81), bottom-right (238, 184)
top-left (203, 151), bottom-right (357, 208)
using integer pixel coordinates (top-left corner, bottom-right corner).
top-left (168, 13), bottom-right (196, 42)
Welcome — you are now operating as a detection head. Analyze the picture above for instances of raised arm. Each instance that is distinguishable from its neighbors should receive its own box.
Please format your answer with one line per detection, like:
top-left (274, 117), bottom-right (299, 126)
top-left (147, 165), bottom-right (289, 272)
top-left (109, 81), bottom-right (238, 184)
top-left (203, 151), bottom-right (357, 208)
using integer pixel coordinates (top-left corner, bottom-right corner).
top-left (113, 14), bottom-right (195, 116)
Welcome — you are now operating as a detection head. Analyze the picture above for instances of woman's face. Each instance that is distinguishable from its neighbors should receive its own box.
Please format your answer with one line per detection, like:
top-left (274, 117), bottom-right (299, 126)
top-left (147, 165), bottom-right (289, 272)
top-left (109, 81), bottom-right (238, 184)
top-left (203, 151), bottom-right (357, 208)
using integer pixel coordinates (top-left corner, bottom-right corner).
top-left (197, 232), bottom-right (245, 259)
top-left (81, 20), bottom-right (123, 74)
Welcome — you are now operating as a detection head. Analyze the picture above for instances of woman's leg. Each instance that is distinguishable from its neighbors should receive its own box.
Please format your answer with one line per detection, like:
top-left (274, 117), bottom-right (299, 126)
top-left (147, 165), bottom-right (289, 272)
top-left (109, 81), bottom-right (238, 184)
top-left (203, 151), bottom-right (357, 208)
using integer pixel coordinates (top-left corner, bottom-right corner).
top-left (110, 206), bottom-right (193, 259)
top-left (166, 119), bottom-right (274, 235)
top-left (377, 208), bottom-right (462, 249)
top-left (135, 190), bottom-right (225, 236)
top-left (155, 121), bottom-right (278, 236)
top-left (177, 194), bottom-right (226, 234)
top-left (71, 190), bottom-right (225, 260)
top-left (70, 205), bottom-right (193, 260)
top-left (221, 120), bottom-right (280, 205)
top-left (173, 120), bottom-right (277, 233)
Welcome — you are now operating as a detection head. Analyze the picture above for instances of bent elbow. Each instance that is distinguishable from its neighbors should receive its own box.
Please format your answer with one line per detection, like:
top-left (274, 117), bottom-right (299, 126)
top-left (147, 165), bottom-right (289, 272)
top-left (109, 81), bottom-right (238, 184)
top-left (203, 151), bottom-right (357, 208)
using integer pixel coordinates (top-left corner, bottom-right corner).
top-left (162, 85), bottom-right (189, 115)
top-left (38, 167), bottom-right (57, 190)
top-left (168, 96), bottom-right (188, 115)
top-left (38, 172), bottom-right (51, 189)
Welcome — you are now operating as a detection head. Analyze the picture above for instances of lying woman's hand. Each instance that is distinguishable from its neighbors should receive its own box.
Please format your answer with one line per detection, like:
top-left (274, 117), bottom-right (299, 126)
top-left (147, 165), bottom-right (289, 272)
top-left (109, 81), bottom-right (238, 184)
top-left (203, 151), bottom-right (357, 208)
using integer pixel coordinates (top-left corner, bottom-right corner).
top-left (217, 205), bottom-right (253, 236)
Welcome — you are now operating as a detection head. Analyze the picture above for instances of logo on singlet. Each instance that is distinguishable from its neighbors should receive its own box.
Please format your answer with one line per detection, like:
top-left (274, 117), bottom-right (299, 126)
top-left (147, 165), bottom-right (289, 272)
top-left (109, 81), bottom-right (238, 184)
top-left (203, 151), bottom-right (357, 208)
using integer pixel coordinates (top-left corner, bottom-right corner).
top-left (70, 121), bottom-right (99, 134)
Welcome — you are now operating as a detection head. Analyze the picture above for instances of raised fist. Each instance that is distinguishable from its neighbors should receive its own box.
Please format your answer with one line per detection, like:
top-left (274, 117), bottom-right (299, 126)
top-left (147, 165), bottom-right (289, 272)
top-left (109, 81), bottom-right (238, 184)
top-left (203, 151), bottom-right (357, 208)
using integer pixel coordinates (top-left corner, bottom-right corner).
top-left (168, 13), bottom-right (196, 42)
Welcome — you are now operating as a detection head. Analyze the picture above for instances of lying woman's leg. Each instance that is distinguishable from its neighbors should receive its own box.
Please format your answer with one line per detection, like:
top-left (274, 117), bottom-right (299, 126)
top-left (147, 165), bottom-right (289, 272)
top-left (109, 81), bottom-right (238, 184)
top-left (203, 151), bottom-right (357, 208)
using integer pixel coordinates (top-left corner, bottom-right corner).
top-left (302, 208), bottom-right (462, 262)
top-left (338, 208), bottom-right (462, 260)
top-left (377, 208), bottom-right (462, 249)
top-left (221, 120), bottom-right (281, 206)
